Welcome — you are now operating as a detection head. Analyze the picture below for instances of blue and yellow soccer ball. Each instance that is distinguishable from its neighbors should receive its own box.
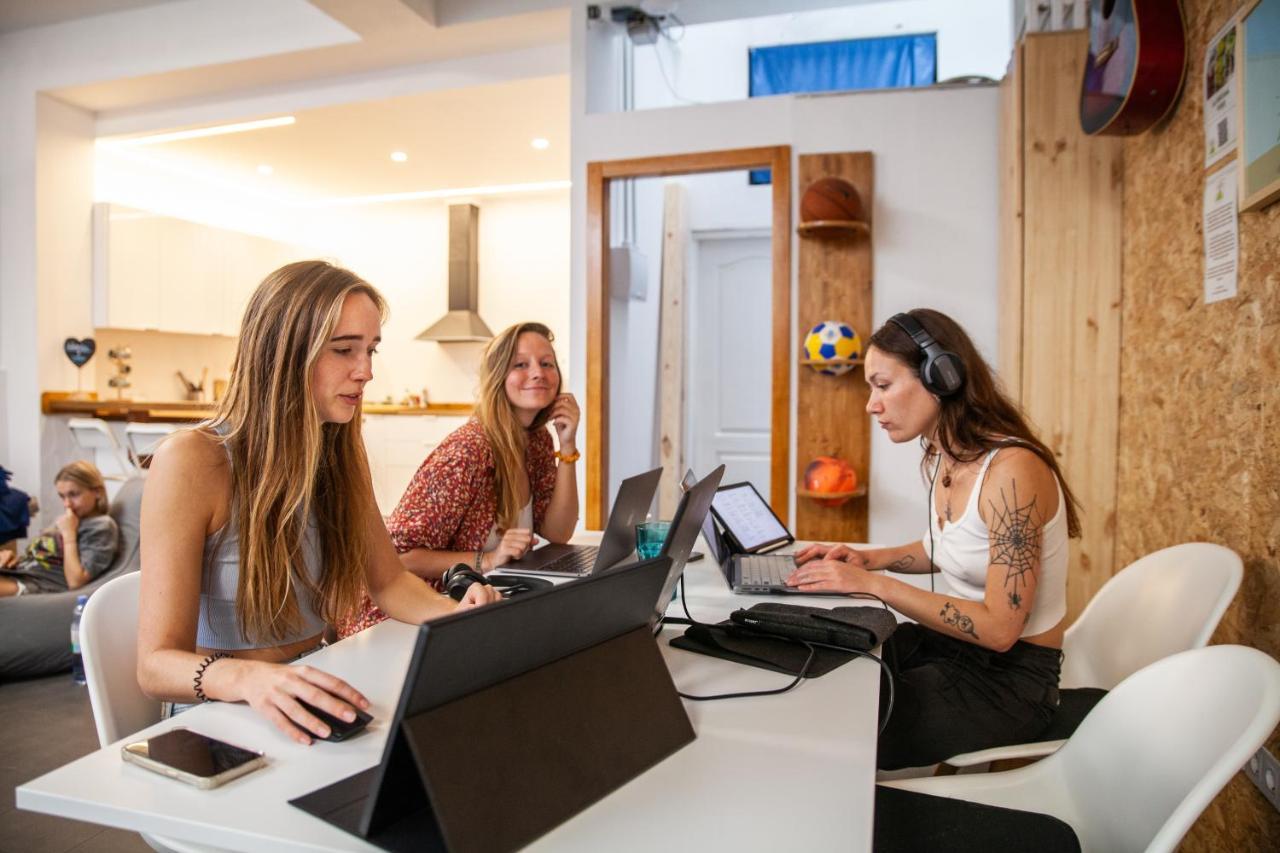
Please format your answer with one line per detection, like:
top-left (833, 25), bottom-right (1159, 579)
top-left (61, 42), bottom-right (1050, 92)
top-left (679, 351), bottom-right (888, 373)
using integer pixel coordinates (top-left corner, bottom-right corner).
top-left (803, 320), bottom-right (861, 376)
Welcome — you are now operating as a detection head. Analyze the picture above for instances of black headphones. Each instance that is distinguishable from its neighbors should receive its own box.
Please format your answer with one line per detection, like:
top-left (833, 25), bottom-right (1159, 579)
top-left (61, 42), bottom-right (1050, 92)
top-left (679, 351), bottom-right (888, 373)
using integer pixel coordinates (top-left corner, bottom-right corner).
top-left (443, 563), bottom-right (491, 601)
top-left (886, 313), bottom-right (965, 397)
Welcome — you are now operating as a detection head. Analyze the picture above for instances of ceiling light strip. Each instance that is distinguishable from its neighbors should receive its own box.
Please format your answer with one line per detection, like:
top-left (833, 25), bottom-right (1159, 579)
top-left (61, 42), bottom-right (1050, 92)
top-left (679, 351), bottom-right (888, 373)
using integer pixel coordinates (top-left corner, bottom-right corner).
top-left (105, 116), bottom-right (297, 147)
top-left (314, 180), bottom-right (572, 207)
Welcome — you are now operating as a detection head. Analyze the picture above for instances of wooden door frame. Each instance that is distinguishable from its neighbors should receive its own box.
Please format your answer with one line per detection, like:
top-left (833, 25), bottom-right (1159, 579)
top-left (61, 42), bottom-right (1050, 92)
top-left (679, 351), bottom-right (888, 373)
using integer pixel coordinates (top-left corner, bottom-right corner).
top-left (585, 146), bottom-right (792, 529)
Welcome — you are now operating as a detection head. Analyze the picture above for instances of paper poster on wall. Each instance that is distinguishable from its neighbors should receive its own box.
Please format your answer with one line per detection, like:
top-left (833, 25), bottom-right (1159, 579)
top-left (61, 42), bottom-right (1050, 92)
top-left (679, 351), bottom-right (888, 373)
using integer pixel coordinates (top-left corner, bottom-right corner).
top-left (1203, 162), bottom-right (1239, 304)
top-left (1204, 18), bottom-right (1238, 168)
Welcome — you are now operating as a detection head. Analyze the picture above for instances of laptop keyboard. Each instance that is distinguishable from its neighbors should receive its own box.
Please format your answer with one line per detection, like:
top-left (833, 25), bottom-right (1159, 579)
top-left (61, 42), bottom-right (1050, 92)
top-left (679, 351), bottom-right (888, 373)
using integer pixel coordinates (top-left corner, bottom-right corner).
top-left (538, 546), bottom-right (599, 575)
top-left (740, 554), bottom-right (796, 587)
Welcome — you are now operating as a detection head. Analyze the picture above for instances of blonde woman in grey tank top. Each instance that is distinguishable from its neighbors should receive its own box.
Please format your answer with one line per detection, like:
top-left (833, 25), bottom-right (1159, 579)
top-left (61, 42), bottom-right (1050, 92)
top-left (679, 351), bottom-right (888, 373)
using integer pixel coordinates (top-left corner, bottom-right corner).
top-left (138, 262), bottom-right (501, 745)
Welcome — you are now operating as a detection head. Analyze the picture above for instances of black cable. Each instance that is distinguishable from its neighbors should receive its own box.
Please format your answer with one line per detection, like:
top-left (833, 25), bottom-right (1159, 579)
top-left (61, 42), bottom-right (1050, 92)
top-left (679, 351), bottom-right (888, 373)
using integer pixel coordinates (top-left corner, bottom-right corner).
top-left (665, 574), bottom-right (896, 728)
top-left (927, 451), bottom-right (939, 594)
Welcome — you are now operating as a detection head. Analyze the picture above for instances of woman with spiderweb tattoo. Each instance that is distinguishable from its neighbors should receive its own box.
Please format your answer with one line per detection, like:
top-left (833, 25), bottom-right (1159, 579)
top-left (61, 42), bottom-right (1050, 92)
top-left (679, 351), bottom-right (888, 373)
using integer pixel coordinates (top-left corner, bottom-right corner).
top-left (785, 309), bottom-right (1082, 771)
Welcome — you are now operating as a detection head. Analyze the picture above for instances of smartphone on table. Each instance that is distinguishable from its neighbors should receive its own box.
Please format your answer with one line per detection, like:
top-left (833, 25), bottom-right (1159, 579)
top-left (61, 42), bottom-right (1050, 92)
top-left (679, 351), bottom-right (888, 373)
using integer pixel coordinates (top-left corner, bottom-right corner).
top-left (121, 727), bottom-right (266, 789)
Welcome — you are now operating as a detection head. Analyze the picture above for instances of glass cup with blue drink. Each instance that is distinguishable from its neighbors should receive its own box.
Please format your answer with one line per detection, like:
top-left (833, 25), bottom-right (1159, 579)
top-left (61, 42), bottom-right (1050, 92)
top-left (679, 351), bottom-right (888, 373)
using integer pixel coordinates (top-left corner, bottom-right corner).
top-left (635, 521), bottom-right (671, 561)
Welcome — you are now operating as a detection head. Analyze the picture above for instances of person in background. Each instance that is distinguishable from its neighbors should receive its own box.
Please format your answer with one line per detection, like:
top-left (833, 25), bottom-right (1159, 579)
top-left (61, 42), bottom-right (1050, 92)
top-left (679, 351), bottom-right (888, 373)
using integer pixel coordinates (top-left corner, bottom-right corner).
top-left (138, 261), bottom-right (501, 745)
top-left (341, 321), bottom-right (579, 637)
top-left (786, 308), bottom-right (1081, 770)
top-left (0, 461), bottom-right (118, 597)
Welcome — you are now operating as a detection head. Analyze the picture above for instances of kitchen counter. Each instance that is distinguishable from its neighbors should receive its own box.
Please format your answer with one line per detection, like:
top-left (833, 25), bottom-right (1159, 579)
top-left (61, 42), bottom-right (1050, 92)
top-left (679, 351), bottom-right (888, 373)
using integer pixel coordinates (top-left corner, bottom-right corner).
top-left (41, 393), bottom-right (472, 422)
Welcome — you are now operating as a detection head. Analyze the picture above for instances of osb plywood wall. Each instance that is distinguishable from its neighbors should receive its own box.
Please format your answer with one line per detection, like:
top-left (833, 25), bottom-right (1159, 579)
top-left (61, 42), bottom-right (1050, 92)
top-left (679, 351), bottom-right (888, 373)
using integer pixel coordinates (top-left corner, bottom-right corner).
top-left (1118, 0), bottom-right (1280, 848)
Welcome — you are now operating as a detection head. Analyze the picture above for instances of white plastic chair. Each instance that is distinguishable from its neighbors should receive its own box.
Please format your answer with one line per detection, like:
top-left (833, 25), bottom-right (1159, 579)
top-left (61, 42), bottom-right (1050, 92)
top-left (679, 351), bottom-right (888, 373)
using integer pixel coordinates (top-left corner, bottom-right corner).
top-left (124, 422), bottom-right (176, 460)
top-left (81, 571), bottom-right (227, 853)
top-left (883, 644), bottom-right (1280, 853)
top-left (943, 542), bottom-right (1243, 769)
top-left (68, 417), bottom-right (139, 480)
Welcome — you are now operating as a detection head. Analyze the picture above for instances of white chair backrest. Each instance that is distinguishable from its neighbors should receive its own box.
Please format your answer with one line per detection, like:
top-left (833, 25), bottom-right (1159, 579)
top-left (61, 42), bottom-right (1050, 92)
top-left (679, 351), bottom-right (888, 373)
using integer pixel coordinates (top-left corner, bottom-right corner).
top-left (1053, 645), bottom-right (1280, 853)
top-left (124, 422), bottom-right (176, 458)
top-left (1061, 543), bottom-right (1242, 689)
top-left (81, 571), bottom-right (159, 746)
top-left (68, 417), bottom-right (138, 479)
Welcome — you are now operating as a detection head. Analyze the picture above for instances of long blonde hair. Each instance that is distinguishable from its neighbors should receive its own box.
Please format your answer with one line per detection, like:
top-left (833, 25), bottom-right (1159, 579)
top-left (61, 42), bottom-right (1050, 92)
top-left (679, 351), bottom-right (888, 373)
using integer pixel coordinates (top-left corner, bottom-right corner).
top-left (55, 461), bottom-right (108, 515)
top-left (474, 322), bottom-right (560, 528)
top-left (210, 260), bottom-right (384, 643)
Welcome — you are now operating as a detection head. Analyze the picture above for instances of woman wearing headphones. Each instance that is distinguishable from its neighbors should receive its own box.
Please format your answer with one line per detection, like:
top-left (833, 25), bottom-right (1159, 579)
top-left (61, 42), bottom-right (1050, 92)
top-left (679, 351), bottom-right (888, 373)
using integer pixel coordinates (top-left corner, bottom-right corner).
top-left (786, 308), bottom-right (1081, 770)
top-left (340, 321), bottom-right (579, 636)
top-left (138, 262), bottom-right (501, 745)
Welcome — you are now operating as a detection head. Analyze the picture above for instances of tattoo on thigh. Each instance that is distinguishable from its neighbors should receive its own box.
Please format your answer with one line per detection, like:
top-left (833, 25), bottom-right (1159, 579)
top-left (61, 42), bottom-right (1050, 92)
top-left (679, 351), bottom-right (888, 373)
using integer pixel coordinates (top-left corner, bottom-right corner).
top-left (883, 555), bottom-right (915, 572)
top-left (941, 601), bottom-right (979, 639)
top-left (988, 479), bottom-right (1044, 611)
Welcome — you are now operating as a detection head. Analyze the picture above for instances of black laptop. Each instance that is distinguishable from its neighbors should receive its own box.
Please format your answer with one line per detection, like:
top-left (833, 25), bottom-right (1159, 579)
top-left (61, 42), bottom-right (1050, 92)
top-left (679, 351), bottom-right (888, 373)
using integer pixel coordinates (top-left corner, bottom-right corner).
top-left (499, 467), bottom-right (662, 577)
top-left (290, 556), bottom-right (690, 853)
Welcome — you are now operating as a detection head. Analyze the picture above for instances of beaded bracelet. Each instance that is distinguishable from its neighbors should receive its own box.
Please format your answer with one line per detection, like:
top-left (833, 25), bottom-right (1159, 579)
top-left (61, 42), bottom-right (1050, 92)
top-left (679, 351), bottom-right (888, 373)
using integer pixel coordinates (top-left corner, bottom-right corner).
top-left (193, 652), bottom-right (231, 703)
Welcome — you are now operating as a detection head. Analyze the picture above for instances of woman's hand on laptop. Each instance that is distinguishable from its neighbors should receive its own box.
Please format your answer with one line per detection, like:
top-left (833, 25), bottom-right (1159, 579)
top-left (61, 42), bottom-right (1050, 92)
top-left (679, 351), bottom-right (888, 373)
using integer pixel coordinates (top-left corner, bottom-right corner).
top-left (484, 528), bottom-right (534, 570)
top-left (793, 543), bottom-right (870, 568)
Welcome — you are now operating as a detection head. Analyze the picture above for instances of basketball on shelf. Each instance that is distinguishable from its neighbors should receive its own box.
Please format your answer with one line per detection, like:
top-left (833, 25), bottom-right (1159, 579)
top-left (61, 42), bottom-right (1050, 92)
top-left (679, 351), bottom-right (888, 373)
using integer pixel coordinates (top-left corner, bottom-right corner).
top-left (799, 177), bottom-right (864, 223)
top-left (804, 457), bottom-right (858, 507)
top-left (802, 320), bottom-right (861, 376)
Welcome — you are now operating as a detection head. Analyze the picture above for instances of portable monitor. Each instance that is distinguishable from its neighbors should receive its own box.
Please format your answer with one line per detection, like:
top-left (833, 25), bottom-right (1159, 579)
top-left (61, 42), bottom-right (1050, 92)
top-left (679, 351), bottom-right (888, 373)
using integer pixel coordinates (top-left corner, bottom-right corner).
top-left (710, 481), bottom-right (793, 554)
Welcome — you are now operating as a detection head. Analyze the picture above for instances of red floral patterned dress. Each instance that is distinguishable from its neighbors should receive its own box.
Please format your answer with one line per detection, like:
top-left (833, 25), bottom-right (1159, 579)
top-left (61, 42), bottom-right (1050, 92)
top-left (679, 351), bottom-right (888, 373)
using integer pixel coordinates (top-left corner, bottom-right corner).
top-left (339, 418), bottom-right (557, 637)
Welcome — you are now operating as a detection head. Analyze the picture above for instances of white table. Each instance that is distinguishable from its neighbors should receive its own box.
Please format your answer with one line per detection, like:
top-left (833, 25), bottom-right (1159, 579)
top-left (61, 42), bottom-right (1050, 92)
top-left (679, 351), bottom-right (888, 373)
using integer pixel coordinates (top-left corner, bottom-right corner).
top-left (17, 538), bottom-right (886, 852)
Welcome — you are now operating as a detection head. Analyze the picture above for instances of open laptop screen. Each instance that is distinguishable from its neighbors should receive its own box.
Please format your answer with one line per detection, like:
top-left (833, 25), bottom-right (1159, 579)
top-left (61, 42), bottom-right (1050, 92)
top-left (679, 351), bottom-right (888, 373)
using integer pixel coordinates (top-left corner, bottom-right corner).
top-left (711, 482), bottom-right (791, 553)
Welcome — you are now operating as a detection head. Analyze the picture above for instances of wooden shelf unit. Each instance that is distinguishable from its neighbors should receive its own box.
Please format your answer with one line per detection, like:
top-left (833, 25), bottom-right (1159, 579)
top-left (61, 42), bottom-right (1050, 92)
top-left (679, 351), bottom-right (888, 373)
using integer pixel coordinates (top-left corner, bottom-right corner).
top-left (795, 153), bottom-right (873, 542)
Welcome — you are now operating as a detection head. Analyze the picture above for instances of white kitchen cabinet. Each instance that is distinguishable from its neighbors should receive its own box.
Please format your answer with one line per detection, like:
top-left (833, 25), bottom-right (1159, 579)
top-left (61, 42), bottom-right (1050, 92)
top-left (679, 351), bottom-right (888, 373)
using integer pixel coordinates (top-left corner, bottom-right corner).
top-left (362, 414), bottom-right (467, 516)
top-left (93, 202), bottom-right (310, 337)
top-left (93, 205), bottom-right (160, 330)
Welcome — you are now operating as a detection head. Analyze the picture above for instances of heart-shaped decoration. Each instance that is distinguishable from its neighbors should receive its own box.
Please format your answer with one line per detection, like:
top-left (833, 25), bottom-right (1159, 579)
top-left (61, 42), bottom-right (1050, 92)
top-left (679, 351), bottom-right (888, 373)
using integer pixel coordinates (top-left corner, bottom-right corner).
top-left (64, 337), bottom-right (96, 367)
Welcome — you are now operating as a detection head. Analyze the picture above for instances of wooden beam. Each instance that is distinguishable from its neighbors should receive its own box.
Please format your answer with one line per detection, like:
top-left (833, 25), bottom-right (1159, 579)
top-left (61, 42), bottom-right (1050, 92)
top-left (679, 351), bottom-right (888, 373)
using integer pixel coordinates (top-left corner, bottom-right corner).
top-left (769, 146), bottom-right (792, 521)
top-left (585, 162), bottom-right (609, 530)
top-left (657, 183), bottom-right (689, 518)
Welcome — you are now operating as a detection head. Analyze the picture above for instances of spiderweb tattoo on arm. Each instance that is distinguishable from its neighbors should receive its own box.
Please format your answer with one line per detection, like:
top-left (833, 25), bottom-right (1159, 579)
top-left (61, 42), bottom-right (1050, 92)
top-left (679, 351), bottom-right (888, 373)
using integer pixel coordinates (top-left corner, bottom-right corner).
top-left (987, 479), bottom-right (1044, 611)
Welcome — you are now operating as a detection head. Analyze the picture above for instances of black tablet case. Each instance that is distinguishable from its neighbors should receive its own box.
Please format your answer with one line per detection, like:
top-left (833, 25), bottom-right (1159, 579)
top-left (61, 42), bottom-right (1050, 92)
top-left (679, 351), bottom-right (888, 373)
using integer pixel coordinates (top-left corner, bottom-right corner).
top-left (291, 557), bottom-right (692, 853)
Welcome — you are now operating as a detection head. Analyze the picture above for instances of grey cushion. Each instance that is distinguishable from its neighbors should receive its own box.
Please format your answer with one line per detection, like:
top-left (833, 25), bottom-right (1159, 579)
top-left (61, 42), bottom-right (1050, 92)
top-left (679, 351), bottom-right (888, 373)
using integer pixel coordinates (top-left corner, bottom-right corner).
top-left (0, 476), bottom-right (145, 681)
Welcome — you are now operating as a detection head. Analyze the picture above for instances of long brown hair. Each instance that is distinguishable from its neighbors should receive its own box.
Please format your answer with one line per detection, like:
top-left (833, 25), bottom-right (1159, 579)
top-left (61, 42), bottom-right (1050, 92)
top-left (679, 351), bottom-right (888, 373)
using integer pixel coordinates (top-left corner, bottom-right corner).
top-left (55, 461), bottom-right (108, 515)
top-left (208, 260), bottom-right (384, 643)
top-left (474, 322), bottom-right (561, 528)
top-left (868, 308), bottom-right (1082, 538)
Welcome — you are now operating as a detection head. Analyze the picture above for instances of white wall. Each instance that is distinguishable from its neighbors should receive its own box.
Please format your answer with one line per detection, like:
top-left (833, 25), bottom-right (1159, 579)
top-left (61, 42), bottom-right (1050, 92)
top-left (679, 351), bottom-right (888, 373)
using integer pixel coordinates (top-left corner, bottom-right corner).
top-left (572, 2), bottom-right (1001, 545)
top-left (630, 0), bottom-right (1013, 111)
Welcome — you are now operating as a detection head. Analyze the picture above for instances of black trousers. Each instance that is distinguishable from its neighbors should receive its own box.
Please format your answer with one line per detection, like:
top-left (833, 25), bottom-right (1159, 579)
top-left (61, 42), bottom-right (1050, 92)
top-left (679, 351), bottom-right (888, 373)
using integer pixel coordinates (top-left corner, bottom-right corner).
top-left (877, 623), bottom-right (1062, 770)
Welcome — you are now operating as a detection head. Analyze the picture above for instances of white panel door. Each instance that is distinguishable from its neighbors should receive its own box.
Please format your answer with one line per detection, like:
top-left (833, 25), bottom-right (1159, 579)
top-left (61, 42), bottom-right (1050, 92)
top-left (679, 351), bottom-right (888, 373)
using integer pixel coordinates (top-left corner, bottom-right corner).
top-left (687, 234), bottom-right (772, 495)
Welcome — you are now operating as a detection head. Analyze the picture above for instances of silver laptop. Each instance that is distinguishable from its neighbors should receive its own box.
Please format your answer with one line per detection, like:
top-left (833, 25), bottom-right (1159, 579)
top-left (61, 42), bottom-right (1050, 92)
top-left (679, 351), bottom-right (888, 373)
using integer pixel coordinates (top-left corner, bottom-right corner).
top-left (689, 476), bottom-right (827, 595)
top-left (499, 467), bottom-right (663, 578)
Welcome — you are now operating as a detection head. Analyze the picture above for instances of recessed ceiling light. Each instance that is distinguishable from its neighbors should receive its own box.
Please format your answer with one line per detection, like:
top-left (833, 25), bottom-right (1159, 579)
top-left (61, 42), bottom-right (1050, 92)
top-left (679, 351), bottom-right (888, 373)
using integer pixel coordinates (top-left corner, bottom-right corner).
top-left (257, 164), bottom-right (274, 176)
top-left (390, 151), bottom-right (408, 162)
top-left (108, 116), bottom-right (296, 147)
top-left (531, 138), bottom-right (550, 150)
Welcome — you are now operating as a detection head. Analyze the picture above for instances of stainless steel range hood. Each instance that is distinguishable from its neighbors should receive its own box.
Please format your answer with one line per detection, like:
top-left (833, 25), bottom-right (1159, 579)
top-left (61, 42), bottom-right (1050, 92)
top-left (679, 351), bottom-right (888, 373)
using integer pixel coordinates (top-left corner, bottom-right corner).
top-left (415, 203), bottom-right (494, 342)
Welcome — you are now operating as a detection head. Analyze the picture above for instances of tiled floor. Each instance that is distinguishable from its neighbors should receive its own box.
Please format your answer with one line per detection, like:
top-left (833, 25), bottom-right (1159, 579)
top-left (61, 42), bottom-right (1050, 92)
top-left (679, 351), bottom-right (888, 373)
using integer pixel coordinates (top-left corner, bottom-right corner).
top-left (1, 674), bottom-right (150, 853)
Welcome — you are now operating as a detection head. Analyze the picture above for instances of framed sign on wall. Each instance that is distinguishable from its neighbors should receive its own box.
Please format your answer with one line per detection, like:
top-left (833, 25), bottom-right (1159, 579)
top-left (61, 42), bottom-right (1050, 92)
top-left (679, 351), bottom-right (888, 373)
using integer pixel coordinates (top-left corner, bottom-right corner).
top-left (1239, 0), bottom-right (1280, 211)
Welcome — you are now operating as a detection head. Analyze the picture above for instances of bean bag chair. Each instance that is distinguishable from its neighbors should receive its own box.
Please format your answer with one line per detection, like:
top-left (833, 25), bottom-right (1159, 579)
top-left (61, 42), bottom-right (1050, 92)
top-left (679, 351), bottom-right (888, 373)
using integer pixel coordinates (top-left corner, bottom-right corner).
top-left (0, 476), bottom-right (144, 681)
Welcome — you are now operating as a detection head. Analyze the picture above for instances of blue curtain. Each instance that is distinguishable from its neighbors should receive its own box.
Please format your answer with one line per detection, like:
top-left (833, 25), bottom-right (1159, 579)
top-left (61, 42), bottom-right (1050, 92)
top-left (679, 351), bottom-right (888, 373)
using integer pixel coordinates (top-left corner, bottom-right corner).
top-left (748, 33), bottom-right (937, 183)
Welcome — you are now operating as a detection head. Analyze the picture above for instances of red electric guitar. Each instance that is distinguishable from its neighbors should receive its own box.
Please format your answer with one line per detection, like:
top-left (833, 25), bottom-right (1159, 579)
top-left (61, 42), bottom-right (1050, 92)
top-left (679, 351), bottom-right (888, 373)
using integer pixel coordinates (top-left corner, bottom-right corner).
top-left (1079, 0), bottom-right (1188, 135)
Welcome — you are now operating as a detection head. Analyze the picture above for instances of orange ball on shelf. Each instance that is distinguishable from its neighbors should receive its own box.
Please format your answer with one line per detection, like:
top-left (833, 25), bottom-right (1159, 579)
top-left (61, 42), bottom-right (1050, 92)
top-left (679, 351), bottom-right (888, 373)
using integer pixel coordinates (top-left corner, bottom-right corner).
top-left (800, 177), bottom-right (864, 223)
top-left (804, 456), bottom-right (858, 507)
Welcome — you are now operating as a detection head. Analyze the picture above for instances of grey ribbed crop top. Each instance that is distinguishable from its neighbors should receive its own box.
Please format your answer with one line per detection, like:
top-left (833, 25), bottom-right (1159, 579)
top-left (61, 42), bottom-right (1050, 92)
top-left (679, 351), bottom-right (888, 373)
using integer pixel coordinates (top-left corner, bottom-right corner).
top-left (197, 515), bottom-right (328, 649)
top-left (196, 426), bottom-right (328, 649)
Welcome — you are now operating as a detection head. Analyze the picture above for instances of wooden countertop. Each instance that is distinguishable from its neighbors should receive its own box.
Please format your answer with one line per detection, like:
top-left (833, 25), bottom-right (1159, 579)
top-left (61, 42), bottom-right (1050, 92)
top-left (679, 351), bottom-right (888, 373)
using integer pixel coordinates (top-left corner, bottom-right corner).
top-left (42, 393), bottom-right (472, 422)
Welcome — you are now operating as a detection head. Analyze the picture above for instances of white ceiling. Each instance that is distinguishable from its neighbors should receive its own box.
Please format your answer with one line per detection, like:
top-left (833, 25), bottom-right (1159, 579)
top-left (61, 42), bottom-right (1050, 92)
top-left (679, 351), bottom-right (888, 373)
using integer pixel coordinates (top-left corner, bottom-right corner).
top-left (0, 0), bottom-right (178, 34)
top-left (99, 74), bottom-right (570, 203)
top-left (49, 0), bottom-right (569, 113)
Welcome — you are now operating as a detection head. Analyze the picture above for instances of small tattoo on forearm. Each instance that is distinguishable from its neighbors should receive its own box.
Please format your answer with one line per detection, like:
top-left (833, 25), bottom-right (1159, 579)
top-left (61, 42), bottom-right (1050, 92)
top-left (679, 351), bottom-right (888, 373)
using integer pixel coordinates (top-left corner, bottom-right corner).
top-left (883, 556), bottom-right (915, 572)
top-left (941, 601), bottom-right (979, 639)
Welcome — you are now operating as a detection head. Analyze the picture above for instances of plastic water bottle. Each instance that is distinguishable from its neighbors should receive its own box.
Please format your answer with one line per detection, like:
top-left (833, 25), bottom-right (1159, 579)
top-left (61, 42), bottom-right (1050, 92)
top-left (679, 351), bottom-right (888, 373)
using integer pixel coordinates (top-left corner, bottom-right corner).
top-left (70, 594), bottom-right (88, 685)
